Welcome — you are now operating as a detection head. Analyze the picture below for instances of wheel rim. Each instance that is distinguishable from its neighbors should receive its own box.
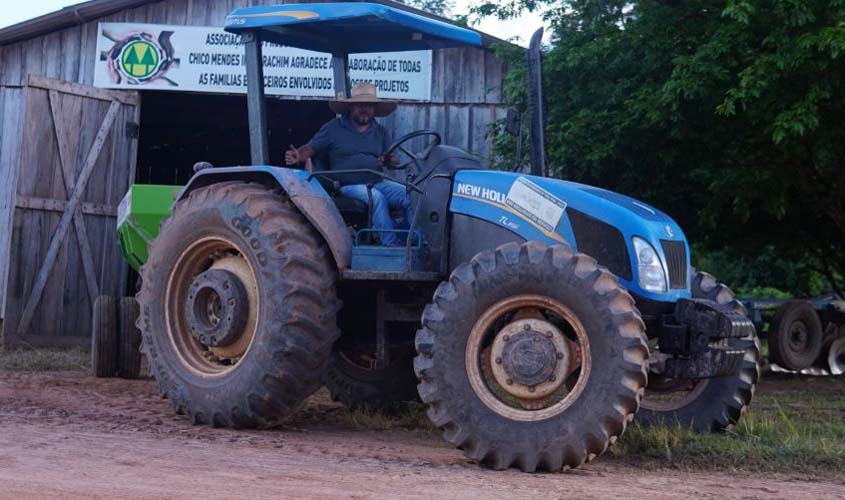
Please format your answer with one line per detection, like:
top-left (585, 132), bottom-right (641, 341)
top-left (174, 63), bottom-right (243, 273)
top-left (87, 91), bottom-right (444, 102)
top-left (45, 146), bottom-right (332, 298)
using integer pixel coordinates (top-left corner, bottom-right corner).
top-left (164, 236), bottom-right (259, 378)
top-left (640, 338), bottom-right (709, 412)
top-left (465, 295), bottom-right (591, 421)
top-left (787, 321), bottom-right (810, 354)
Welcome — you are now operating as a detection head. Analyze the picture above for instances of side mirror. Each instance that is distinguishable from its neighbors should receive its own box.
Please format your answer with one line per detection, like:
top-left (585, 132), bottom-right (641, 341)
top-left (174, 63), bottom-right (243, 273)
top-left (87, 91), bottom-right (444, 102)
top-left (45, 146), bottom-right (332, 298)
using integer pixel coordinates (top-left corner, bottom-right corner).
top-left (505, 109), bottom-right (522, 137)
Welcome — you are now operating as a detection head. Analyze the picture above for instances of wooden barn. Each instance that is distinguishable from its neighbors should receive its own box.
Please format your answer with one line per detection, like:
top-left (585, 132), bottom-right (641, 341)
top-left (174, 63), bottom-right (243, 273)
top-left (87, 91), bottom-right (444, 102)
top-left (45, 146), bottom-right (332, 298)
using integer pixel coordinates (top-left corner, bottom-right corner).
top-left (0, 0), bottom-right (509, 348)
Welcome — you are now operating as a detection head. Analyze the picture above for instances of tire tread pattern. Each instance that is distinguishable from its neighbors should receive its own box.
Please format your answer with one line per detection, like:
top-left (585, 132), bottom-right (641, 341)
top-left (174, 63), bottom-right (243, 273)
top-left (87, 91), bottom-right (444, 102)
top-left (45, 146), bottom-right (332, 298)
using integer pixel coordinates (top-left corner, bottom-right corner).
top-left (137, 182), bottom-right (339, 428)
top-left (414, 241), bottom-right (649, 471)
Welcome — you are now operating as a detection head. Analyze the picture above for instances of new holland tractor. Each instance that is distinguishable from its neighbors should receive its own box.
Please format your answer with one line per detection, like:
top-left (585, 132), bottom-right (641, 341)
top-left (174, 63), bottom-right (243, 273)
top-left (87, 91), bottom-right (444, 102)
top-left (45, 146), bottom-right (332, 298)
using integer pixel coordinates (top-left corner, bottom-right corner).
top-left (115, 3), bottom-right (760, 472)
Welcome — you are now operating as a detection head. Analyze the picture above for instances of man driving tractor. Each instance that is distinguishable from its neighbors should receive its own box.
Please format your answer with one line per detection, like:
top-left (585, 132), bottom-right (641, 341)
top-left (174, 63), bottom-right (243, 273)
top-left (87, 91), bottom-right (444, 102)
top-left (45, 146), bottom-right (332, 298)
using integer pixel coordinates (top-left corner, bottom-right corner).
top-left (284, 82), bottom-right (411, 246)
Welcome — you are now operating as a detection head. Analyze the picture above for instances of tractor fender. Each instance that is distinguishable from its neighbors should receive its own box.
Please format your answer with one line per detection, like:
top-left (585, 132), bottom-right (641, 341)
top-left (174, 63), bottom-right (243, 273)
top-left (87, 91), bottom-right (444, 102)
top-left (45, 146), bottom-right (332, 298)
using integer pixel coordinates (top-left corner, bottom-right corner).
top-left (179, 166), bottom-right (352, 271)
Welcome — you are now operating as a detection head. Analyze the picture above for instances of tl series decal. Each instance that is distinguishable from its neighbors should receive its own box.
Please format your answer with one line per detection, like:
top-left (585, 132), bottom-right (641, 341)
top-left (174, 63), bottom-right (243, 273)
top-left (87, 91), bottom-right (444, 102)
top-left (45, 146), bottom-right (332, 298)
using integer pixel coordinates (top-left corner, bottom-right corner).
top-left (455, 177), bottom-right (567, 240)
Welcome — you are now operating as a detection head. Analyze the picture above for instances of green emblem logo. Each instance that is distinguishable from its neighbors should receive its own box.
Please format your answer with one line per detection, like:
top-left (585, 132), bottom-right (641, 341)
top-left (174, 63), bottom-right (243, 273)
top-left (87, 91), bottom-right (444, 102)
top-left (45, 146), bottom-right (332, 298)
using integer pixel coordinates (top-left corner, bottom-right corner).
top-left (119, 39), bottom-right (161, 80)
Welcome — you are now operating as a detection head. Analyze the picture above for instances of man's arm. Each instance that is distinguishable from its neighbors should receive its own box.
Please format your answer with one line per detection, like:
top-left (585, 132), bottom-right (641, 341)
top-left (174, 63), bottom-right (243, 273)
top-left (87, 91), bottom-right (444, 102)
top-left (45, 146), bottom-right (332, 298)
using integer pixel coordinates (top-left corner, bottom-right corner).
top-left (286, 120), bottom-right (334, 170)
top-left (377, 127), bottom-right (400, 167)
top-left (285, 144), bottom-right (317, 166)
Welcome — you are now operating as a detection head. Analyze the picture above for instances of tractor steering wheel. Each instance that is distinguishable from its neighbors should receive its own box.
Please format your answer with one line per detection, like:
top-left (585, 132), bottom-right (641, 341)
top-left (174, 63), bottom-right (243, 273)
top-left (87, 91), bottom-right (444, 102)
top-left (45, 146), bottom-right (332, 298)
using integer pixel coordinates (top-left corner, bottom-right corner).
top-left (382, 130), bottom-right (442, 178)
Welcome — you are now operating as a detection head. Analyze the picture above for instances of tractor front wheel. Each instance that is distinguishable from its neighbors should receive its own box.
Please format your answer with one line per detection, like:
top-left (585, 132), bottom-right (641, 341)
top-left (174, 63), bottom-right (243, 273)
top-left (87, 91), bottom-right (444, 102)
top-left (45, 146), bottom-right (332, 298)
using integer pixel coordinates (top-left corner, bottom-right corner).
top-left (137, 181), bottom-right (338, 427)
top-left (637, 271), bottom-right (760, 432)
top-left (414, 242), bottom-right (648, 471)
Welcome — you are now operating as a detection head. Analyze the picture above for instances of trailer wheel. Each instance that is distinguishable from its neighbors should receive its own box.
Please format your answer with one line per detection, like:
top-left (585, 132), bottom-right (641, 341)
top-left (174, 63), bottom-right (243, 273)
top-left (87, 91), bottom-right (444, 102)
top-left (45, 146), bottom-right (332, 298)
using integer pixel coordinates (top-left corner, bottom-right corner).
top-left (92, 295), bottom-right (118, 378)
top-left (324, 346), bottom-right (419, 410)
top-left (137, 181), bottom-right (339, 428)
top-left (637, 271), bottom-right (760, 432)
top-left (118, 297), bottom-right (143, 379)
top-left (414, 241), bottom-right (648, 471)
top-left (768, 300), bottom-right (824, 371)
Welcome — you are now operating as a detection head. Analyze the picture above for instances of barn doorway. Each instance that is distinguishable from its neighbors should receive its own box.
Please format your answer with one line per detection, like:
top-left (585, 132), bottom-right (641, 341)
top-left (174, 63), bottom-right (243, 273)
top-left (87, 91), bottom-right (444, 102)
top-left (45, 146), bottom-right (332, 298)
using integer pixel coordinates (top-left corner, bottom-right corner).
top-left (135, 91), bottom-right (334, 185)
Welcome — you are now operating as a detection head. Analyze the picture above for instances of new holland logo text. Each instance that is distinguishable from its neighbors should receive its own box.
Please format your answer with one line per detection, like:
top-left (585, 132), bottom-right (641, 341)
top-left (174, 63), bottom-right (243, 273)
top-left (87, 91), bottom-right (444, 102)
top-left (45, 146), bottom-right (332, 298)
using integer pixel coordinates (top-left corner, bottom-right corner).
top-left (455, 183), bottom-right (506, 204)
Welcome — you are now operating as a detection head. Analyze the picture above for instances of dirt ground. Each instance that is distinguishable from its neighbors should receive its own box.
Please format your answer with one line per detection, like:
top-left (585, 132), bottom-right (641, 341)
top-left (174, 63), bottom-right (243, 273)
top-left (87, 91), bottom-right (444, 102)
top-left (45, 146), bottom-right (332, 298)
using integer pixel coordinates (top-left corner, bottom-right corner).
top-left (0, 371), bottom-right (842, 500)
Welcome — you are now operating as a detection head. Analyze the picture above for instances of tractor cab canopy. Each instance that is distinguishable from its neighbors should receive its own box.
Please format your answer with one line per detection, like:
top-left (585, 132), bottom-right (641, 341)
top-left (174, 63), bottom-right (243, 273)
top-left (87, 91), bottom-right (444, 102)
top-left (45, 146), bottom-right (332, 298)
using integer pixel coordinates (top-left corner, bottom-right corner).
top-left (224, 3), bottom-right (483, 54)
top-left (223, 3), bottom-right (483, 165)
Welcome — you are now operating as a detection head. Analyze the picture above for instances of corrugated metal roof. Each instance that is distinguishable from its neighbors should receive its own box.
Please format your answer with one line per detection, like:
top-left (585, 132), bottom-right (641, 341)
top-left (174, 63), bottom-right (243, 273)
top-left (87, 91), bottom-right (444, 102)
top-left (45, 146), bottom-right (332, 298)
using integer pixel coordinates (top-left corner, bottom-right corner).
top-left (0, 0), bottom-right (506, 47)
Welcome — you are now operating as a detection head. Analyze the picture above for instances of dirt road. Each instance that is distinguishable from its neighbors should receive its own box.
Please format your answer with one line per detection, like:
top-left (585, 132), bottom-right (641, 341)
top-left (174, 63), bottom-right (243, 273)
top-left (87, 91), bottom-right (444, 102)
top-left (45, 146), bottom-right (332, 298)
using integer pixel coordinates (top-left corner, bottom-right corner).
top-left (0, 371), bottom-right (841, 499)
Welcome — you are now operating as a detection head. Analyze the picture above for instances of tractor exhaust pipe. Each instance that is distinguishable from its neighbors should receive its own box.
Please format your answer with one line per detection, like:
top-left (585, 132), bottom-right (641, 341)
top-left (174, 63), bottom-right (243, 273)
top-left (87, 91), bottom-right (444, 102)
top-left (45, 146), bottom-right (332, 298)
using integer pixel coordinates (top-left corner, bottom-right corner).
top-left (527, 28), bottom-right (546, 177)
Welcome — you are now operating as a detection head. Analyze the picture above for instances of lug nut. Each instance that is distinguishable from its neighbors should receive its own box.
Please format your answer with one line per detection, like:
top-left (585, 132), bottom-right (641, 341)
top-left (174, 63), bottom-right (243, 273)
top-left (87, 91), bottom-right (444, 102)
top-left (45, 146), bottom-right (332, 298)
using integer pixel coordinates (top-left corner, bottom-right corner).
top-left (549, 374), bottom-right (556, 382)
top-left (495, 357), bottom-right (502, 364)
top-left (545, 331), bottom-right (553, 338)
top-left (556, 351), bottom-right (564, 359)
top-left (523, 324), bottom-right (531, 331)
top-left (503, 335), bottom-right (510, 342)
top-left (506, 378), bottom-right (513, 385)
top-left (528, 386), bottom-right (536, 393)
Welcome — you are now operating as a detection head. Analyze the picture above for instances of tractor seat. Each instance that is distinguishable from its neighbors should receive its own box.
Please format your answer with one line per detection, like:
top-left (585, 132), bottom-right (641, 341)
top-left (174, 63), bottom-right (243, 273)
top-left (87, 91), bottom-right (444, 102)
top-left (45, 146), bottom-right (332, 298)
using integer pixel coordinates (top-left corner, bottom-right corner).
top-left (333, 196), bottom-right (369, 228)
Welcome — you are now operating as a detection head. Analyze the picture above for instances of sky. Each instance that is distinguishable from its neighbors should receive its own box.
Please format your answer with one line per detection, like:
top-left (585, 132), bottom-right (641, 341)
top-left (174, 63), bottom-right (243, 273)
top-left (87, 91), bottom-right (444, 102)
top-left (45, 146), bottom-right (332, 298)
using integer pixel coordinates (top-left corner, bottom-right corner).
top-left (0, 0), bottom-right (548, 46)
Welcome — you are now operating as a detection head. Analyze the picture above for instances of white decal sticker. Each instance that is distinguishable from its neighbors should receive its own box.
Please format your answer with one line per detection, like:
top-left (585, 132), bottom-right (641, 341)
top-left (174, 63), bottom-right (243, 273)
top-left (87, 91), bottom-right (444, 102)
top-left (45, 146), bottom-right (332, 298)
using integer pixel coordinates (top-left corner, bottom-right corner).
top-left (505, 178), bottom-right (567, 232)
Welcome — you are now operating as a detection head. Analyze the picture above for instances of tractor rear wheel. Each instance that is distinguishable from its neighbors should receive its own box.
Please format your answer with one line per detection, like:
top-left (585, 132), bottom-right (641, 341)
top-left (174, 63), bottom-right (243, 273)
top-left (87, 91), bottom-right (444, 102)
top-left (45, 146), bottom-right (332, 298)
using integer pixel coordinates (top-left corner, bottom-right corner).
top-left (324, 345), bottom-right (419, 411)
top-left (768, 300), bottom-right (824, 371)
top-left (137, 181), bottom-right (338, 428)
top-left (414, 241), bottom-right (648, 471)
top-left (637, 271), bottom-right (760, 432)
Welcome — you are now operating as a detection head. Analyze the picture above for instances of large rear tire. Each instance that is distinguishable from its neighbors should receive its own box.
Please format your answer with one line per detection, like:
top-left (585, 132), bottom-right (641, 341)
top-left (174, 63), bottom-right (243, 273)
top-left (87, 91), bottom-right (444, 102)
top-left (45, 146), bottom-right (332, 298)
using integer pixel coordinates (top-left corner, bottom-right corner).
top-left (768, 300), bottom-right (823, 371)
top-left (414, 242), bottom-right (648, 471)
top-left (637, 271), bottom-right (760, 432)
top-left (138, 182), bottom-right (338, 428)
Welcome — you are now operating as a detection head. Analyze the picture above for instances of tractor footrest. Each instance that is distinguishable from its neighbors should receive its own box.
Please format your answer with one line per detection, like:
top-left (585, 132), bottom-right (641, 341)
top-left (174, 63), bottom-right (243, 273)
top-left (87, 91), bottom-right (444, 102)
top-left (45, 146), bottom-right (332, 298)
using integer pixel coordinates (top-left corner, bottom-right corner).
top-left (664, 348), bottom-right (745, 379)
top-left (351, 245), bottom-right (424, 272)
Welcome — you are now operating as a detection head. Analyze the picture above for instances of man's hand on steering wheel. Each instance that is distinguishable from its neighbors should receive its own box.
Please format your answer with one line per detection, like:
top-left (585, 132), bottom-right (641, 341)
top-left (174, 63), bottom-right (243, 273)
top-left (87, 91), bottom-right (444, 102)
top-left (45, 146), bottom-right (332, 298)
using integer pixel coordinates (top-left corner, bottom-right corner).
top-left (377, 153), bottom-right (400, 168)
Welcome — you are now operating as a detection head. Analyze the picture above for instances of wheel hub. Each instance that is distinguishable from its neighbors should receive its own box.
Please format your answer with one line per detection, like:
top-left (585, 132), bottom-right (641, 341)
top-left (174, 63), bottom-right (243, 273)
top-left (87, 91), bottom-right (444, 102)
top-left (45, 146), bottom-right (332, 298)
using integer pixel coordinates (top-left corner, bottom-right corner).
top-left (185, 268), bottom-right (249, 347)
top-left (490, 319), bottom-right (574, 400)
top-left (788, 322), bottom-right (809, 352)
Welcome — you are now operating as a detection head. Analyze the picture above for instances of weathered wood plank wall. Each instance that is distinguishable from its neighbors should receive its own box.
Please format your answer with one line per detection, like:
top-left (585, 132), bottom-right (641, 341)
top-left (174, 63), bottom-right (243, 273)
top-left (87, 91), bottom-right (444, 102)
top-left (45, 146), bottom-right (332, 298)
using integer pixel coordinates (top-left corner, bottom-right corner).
top-left (0, 86), bottom-right (26, 318)
top-left (1, 79), bottom-right (139, 347)
top-left (0, 0), bottom-right (508, 158)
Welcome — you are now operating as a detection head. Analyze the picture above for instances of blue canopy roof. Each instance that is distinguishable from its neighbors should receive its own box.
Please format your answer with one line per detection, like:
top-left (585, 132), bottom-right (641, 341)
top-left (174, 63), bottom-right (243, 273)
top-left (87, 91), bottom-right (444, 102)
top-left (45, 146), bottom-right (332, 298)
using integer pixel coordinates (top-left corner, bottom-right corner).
top-left (224, 3), bottom-right (483, 54)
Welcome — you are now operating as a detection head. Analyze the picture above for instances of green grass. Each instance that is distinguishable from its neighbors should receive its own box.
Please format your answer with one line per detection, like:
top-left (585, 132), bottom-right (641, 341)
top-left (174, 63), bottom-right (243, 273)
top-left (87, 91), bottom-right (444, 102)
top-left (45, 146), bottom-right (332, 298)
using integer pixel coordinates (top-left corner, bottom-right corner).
top-left (331, 374), bottom-right (845, 480)
top-left (335, 402), bottom-right (436, 432)
top-left (611, 375), bottom-right (845, 480)
top-left (0, 347), bottom-right (90, 372)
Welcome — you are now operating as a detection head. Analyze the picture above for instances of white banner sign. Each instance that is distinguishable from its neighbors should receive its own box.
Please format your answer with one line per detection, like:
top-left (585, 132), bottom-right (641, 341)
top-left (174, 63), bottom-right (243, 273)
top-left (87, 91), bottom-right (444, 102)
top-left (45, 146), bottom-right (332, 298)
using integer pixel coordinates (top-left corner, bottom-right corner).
top-left (93, 23), bottom-right (432, 101)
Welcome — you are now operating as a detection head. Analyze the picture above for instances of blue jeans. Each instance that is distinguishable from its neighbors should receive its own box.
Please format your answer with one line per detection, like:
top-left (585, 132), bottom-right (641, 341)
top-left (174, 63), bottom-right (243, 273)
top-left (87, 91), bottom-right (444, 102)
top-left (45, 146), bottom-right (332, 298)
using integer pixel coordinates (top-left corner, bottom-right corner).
top-left (340, 180), bottom-right (411, 246)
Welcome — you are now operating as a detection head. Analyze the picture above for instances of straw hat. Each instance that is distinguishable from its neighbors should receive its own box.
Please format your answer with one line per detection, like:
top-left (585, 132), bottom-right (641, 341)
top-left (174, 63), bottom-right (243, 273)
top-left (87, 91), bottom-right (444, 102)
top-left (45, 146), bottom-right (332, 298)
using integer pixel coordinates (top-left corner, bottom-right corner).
top-left (329, 82), bottom-right (397, 117)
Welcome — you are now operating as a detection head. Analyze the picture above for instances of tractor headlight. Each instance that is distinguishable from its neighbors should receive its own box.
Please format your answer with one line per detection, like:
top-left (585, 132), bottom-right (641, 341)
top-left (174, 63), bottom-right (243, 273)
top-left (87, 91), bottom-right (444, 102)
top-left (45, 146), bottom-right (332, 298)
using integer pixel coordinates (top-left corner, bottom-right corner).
top-left (633, 237), bottom-right (667, 293)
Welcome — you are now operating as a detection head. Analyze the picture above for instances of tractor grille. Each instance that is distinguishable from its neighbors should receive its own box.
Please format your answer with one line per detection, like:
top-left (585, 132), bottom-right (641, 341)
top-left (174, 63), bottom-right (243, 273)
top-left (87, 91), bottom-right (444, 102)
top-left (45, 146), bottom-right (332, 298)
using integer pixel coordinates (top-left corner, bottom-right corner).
top-left (660, 240), bottom-right (687, 289)
top-left (568, 209), bottom-right (632, 280)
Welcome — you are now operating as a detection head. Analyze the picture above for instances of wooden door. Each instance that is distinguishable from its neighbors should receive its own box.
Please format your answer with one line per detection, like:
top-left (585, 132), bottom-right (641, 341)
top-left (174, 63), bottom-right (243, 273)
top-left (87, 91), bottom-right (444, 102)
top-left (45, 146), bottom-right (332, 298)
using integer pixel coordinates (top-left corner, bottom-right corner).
top-left (2, 75), bottom-right (140, 348)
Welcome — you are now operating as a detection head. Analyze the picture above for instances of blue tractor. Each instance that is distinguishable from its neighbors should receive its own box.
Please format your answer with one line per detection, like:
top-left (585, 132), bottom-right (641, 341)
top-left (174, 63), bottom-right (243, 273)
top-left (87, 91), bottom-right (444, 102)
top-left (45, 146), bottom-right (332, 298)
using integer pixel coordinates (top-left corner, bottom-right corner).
top-left (124, 3), bottom-right (760, 472)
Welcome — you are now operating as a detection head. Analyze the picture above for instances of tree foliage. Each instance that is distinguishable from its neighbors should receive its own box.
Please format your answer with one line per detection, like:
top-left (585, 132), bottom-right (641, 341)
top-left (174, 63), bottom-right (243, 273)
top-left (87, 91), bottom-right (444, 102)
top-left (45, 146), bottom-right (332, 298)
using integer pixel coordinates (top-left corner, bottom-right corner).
top-left (395, 0), bottom-right (455, 16)
top-left (480, 0), bottom-right (845, 295)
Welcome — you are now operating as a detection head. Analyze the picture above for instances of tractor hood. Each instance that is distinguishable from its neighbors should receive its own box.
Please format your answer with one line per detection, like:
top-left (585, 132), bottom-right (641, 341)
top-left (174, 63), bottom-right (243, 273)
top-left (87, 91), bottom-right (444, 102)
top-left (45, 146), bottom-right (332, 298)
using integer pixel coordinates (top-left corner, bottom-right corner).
top-left (449, 170), bottom-right (690, 302)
